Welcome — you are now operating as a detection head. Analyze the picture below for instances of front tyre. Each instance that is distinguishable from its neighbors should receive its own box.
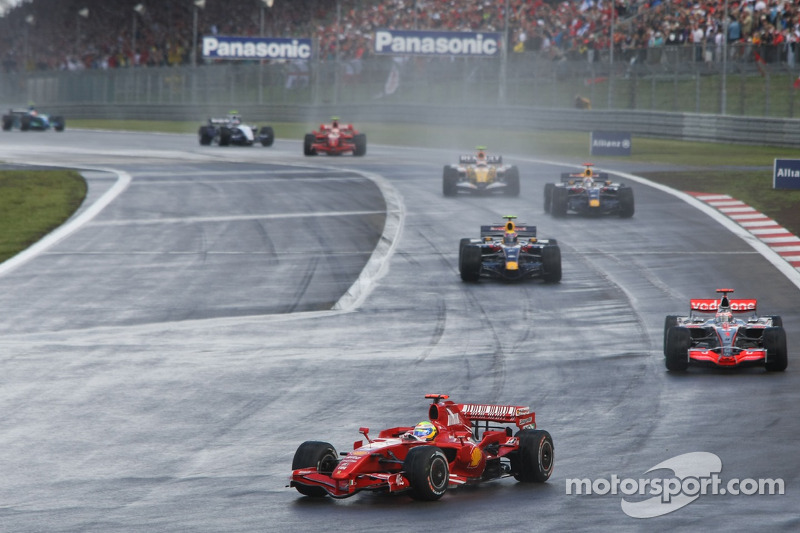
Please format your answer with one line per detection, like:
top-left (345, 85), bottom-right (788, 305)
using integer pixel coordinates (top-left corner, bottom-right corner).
top-left (259, 126), bottom-right (275, 147)
top-left (663, 315), bottom-right (679, 356)
top-left (764, 327), bottom-right (788, 372)
top-left (460, 245), bottom-right (482, 282)
top-left (443, 167), bottom-right (458, 197)
top-left (541, 245), bottom-right (561, 283)
top-left (291, 441), bottom-right (339, 497)
top-left (404, 446), bottom-right (449, 501)
top-left (618, 186), bottom-right (635, 218)
top-left (512, 429), bottom-right (554, 482)
top-left (544, 183), bottom-right (554, 213)
top-left (665, 326), bottom-right (690, 371)
top-left (303, 133), bottom-right (317, 156)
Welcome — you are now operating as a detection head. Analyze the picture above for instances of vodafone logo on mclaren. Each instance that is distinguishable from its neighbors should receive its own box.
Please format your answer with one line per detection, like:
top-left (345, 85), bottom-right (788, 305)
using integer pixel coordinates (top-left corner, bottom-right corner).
top-left (374, 29), bottom-right (501, 57)
top-left (690, 299), bottom-right (757, 312)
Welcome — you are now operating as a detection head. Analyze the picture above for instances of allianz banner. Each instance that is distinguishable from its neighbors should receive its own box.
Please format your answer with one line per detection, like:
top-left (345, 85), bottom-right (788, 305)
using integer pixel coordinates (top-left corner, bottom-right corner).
top-left (773, 159), bottom-right (800, 189)
top-left (202, 36), bottom-right (312, 60)
top-left (373, 29), bottom-right (501, 57)
top-left (590, 131), bottom-right (632, 156)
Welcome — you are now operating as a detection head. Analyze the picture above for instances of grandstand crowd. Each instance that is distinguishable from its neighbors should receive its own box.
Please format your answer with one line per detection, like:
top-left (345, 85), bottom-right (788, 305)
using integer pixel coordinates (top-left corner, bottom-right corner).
top-left (1, 0), bottom-right (798, 72)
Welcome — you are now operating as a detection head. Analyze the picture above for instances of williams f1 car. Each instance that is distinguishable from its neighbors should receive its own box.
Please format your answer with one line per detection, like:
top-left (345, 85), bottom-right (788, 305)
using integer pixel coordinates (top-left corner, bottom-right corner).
top-left (289, 394), bottom-right (553, 500)
top-left (303, 117), bottom-right (366, 156)
top-left (544, 164), bottom-right (634, 218)
top-left (198, 112), bottom-right (274, 146)
top-left (663, 289), bottom-right (787, 371)
top-left (459, 216), bottom-right (561, 283)
top-left (2, 107), bottom-right (65, 132)
top-left (442, 147), bottom-right (520, 197)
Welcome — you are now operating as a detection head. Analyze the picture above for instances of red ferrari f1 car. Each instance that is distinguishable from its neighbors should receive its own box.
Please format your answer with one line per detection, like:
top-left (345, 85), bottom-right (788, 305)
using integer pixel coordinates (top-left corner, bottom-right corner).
top-left (289, 394), bottom-right (554, 500)
top-left (663, 288), bottom-right (787, 371)
top-left (303, 117), bottom-right (366, 156)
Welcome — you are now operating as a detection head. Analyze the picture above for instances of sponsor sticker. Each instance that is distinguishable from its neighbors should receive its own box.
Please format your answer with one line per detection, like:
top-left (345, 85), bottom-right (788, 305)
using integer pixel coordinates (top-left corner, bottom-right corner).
top-left (202, 36), bottom-right (312, 60)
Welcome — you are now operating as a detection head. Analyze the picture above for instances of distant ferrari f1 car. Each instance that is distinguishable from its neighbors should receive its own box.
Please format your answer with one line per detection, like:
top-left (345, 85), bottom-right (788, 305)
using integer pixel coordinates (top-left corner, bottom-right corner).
top-left (544, 163), bottom-right (634, 218)
top-left (303, 117), bottom-right (366, 156)
top-left (442, 146), bottom-right (520, 197)
top-left (289, 393), bottom-right (553, 500)
top-left (663, 288), bottom-right (787, 371)
top-left (198, 112), bottom-right (274, 146)
top-left (459, 215), bottom-right (561, 283)
top-left (2, 107), bottom-right (65, 132)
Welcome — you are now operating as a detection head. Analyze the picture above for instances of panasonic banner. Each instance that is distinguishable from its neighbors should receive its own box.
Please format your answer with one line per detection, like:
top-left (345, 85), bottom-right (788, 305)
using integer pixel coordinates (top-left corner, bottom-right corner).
top-left (373, 29), bottom-right (501, 57)
top-left (202, 36), bottom-right (312, 60)
top-left (773, 159), bottom-right (800, 189)
top-left (590, 131), bottom-right (632, 156)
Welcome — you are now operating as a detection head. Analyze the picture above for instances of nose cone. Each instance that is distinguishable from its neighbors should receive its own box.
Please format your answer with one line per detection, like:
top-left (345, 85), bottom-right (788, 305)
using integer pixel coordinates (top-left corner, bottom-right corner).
top-left (506, 261), bottom-right (519, 271)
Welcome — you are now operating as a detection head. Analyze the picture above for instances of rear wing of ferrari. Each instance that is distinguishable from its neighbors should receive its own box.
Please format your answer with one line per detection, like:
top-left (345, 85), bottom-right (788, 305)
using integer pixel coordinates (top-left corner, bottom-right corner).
top-left (480, 224), bottom-right (537, 239)
top-left (457, 403), bottom-right (536, 430)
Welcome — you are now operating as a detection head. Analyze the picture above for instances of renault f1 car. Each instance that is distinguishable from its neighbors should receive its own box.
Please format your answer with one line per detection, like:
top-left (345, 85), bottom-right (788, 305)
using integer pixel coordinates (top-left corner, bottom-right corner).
top-left (442, 147), bottom-right (520, 197)
top-left (289, 393), bottom-right (553, 500)
top-left (544, 164), bottom-right (633, 218)
top-left (303, 117), bottom-right (366, 156)
top-left (459, 216), bottom-right (561, 283)
top-left (198, 112), bottom-right (274, 146)
top-left (2, 108), bottom-right (65, 132)
top-left (663, 288), bottom-right (787, 371)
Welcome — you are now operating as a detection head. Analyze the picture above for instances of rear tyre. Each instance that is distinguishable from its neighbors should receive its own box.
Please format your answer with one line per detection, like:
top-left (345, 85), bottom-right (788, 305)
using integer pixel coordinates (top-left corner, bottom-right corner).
top-left (665, 326), bottom-right (690, 371)
top-left (767, 315), bottom-right (783, 328)
top-left (459, 238), bottom-right (472, 256)
top-left (303, 133), bottom-right (317, 156)
top-left (1, 115), bottom-right (12, 131)
top-left (551, 187), bottom-right (568, 217)
top-left (512, 429), bottom-right (554, 482)
top-left (460, 245), bottom-right (482, 282)
top-left (618, 186), bottom-right (635, 218)
top-left (544, 183), bottom-right (554, 213)
top-left (663, 315), bottom-right (679, 356)
top-left (404, 446), bottom-right (449, 501)
top-left (443, 167), bottom-right (458, 197)
top-left (764, 327), bottom-right (788, 372)
top-left (51, 116), bottom-right (65, 132)
top-left (198, 126), bottom-right (213, 146)
top-left (291, 441), bottom-right (339, 497)
top-left (541, 245), bottom-right (561, 283)
top-left (353, 133), bottom-right (367, 156)
top-left (504, 166), bottom-right (520, 197)
top-left (20, 116), bottom-right (31, 131)
top-left (259, 126), bottom-right (275, 147)
top-left (219, 127), bottom-right (231, 146)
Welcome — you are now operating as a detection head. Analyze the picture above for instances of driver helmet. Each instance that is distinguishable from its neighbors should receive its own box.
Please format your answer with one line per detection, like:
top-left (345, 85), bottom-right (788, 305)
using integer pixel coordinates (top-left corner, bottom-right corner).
top-left (413, 421), bottom-right (437, 441)
top-left (716, 311), bottom-right (733, 324)
top-left (476, 149), bottom-right (487, 165)
top-left (582, 177), bottom-right (594, 187)
top-left (503, 232), bottom-right (518, 245)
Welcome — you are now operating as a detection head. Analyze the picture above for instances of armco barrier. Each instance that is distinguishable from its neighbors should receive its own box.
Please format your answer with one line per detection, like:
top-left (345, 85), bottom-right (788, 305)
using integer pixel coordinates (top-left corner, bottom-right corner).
top-left (42, 103), bottom-right (800, 148)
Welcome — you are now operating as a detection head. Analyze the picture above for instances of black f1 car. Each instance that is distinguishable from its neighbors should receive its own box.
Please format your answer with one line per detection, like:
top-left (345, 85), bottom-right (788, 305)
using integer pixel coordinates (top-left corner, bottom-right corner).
top-left (2, 108), bottom-right (65, 132)
top-left (459, 216), bottom-right (561, 283)
top-left (544, 164), bottom-right (634, 218)
top-left (198, 112), bottom-right (274, 146)
top-left (663, 288), bottom-right (787, 371)
top-left (443, 147), bottom-right (520, 197)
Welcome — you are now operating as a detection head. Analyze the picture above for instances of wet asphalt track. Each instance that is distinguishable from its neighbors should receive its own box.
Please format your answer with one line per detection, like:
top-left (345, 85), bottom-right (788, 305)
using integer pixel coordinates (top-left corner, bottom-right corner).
top-left (0, 130), bottom-right (797, 532)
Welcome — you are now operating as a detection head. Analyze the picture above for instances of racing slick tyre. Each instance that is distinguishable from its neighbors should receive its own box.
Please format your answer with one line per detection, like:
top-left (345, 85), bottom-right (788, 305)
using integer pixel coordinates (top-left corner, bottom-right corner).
top-left (353, 133), bottom-right (367, 156)
top-left (198, 126), bottom-right (214, 146)
top-left (259, 126), bottom-right (275, 147)
top-left (618, 186), bottom-right (635, 218)
top-left (20, 116), bottom-right (31, 131)
top-left (459, 238), bottom-right (473, 257)
top-left (1, 115), bottom-right (11, 131)
top-left (291, 441), bottom-right (339, 497)
top-left (303, 133), bottom-right (317, 156)
top-left (460, 245), bottom-right (482, 282)
top-left (219, 127), bottom-right (231, 146)
top-left (665, 326), bottom-right (690, 371)
top-left (443, 167), bottom-right (459, 197)
top-left (550, 187), bottom-right (568, 218)
top-left (512, 429), bottom-right (554, 483)
top-left (51, 116), bottom-right (65, 132)
top-left (544, 183), bottom-right (554, 213)
top-left (663, 315), bottom-right (679, 356)
top-left (541, 245), bottom-right (562, 283)
top-left (767, 315), bottom-right (783, 328)
top-left (504, 166), bottom-right (520, 197)
top-left (404, 446), bottom-right (449, 501)
top-left (763, 327), bottom-right (788, 372)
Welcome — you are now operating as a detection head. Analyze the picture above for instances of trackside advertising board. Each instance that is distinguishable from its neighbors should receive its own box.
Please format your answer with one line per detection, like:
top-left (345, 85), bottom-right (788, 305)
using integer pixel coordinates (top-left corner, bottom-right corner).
top-left (590, 131), bottom-right (632, 156)
top-left (773, 159), bottom-right (800, 189)
top-left (373, 29), bottom-right (501, 57)
top-left (202, 36), bottom-right (312, 60)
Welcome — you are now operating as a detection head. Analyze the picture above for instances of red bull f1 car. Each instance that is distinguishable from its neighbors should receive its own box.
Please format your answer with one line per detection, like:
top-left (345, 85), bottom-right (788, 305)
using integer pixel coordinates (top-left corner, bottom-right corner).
top-left (459, 216), bottom-right (561, 283)
top-left (198, 112), bottom-right (274, 146)
top-left (442, 147), bottom-right (520, 197)
top-left (303, 117), bottom-right (366, 156)
top-left (663, 289), bottom-right (787, 371)
top-left (2, 107), bottom-right (65, 132)
top-left (544, 164), bottom-right (634, 218)
top-left (289, 394), bottom-right (553, 501)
